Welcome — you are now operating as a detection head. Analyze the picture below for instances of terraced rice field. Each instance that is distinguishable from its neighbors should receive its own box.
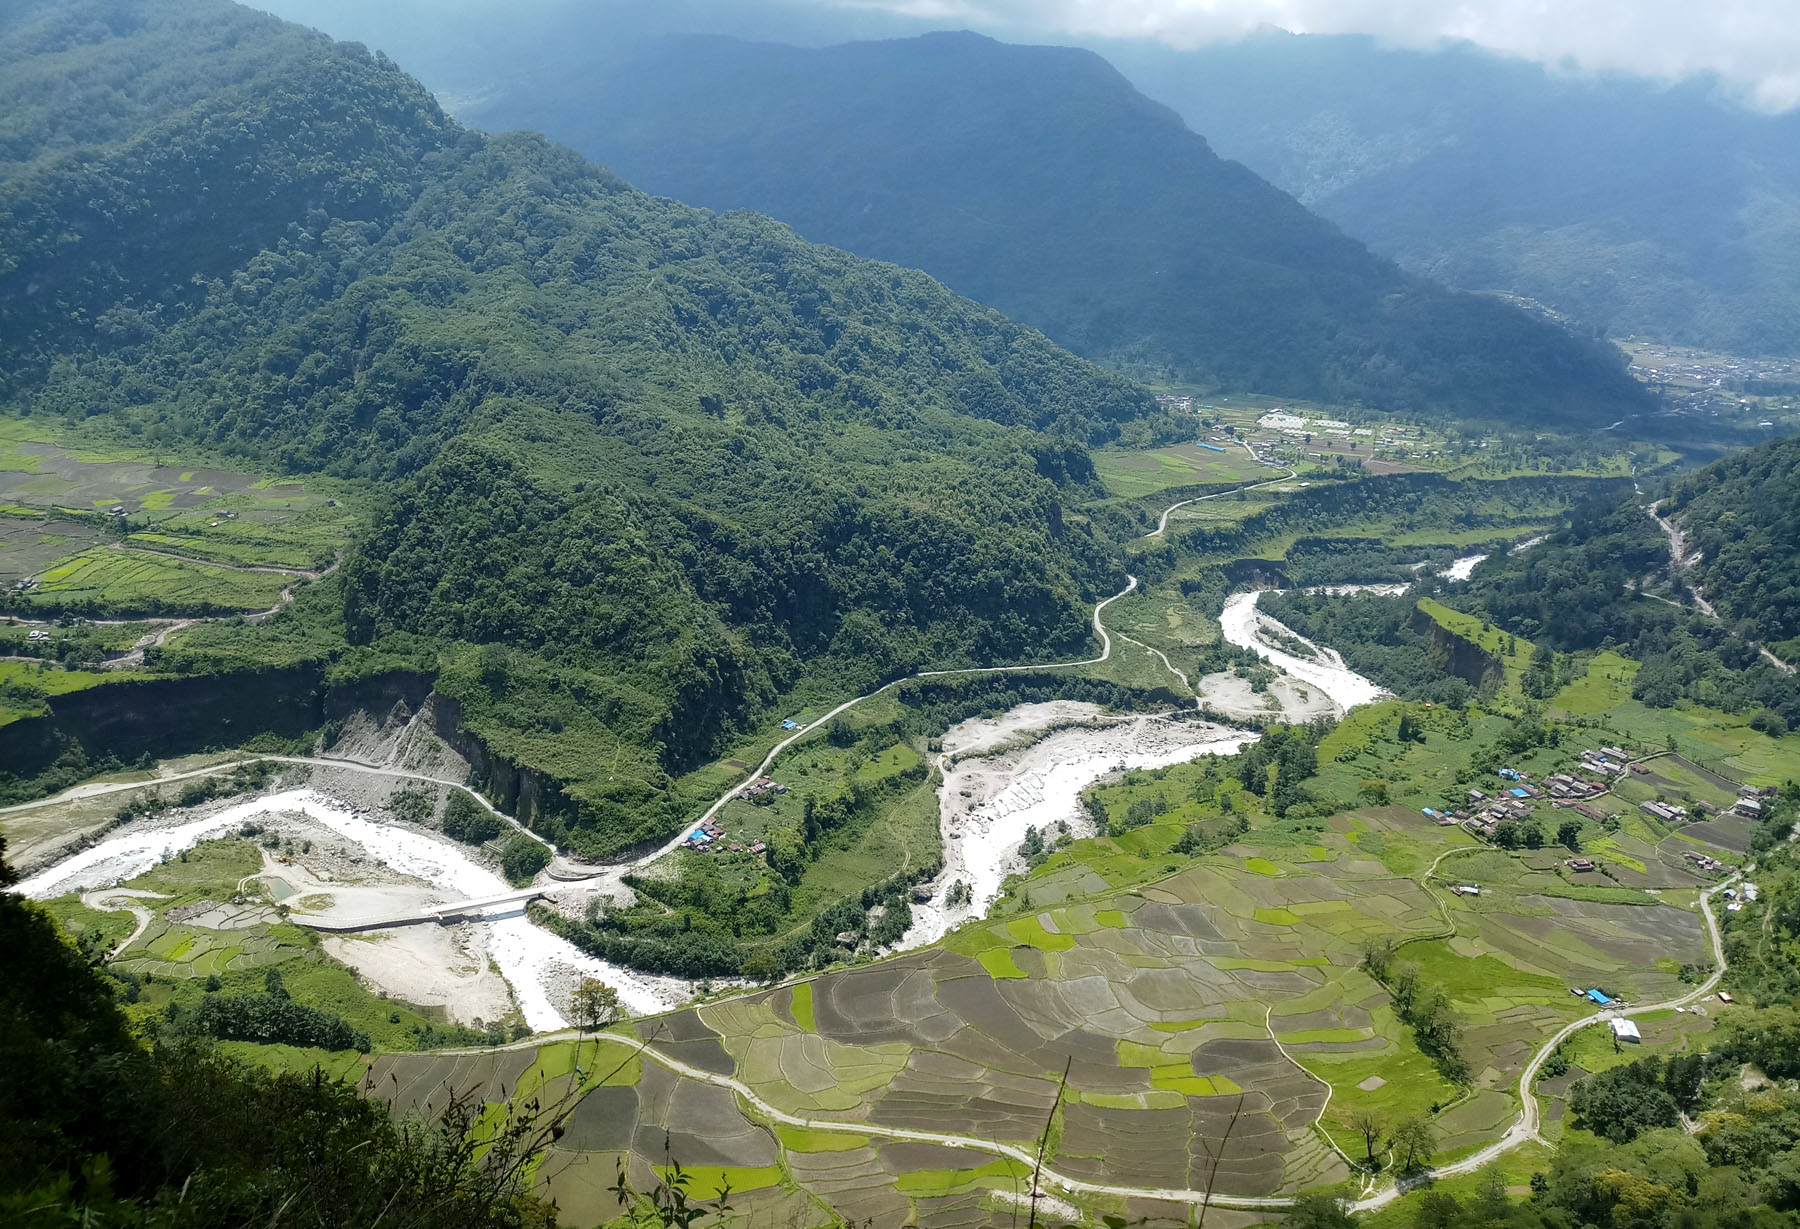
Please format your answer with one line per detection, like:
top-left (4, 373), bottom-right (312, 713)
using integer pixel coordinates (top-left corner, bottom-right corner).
top-left (114, 914), bottom-right (292, 978)
top-left (0, 514), bottom-right (107, 585)
top-left (0, 417), bottom-right (358, 612)
top-left (25, 545), bottom-right (292, 611)
top-left (350, 797), bottom-right (1737, 1224)
top-left (1093, 444), bottom-right (1268, 499)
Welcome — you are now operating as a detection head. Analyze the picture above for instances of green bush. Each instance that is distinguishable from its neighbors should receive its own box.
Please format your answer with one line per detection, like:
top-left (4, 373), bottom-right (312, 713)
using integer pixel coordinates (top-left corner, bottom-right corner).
top-left (500, 834), bottom-right (551, 885)
top-left (442, 792), bottom-right (502, 845)
top-left (192, 993), bottom-right (370, 1053)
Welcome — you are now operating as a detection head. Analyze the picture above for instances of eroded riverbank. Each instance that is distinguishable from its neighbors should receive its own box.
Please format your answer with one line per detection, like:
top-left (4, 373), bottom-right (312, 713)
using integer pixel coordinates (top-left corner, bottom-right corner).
top-left (17, 789), bottom-right (684, 1029)
top-left (898, 703), bottom-right (1257, 949)
top-left (1218, 590), bottom-right (1388, 714)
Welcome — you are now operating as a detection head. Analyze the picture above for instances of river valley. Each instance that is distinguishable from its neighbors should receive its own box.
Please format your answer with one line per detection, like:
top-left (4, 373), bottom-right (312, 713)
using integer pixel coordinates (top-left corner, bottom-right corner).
top-left (14, 584), bottom-right (1390, 1032)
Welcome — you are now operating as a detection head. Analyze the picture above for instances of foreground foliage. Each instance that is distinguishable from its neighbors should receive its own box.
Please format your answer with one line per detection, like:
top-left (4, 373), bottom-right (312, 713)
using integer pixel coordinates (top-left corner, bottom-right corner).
top-left (0, 839), bottom-right (554, 1228)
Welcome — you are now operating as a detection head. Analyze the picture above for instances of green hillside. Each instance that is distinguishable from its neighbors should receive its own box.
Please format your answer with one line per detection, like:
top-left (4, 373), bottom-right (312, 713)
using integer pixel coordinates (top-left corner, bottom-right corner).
top-left (1665, 434), bottom-right (1800, 643)
top-left (0, 0), bottom-right (1160, 853)
top-left (477, 30), bottom-right (1652, 424)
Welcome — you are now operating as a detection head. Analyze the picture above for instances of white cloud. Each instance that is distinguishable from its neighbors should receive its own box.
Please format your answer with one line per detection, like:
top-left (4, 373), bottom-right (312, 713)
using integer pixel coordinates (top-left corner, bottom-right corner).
top-left (829, 0), bottom-right (1800, 110)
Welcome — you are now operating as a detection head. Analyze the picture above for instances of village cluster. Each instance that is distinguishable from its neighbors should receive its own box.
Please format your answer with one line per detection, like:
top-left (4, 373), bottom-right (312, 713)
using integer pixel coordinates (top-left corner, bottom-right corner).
top-left (681, 776), bottom-right (790, 854)
top-left (1420, 746), bottom-right (1626, 839)
top-left (1417, 745), bottom-right (1772, 879)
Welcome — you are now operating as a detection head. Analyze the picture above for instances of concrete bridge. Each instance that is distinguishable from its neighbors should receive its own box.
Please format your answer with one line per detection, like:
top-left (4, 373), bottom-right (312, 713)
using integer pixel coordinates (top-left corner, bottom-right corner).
top-left (290, 876), bottom-right (609, 932)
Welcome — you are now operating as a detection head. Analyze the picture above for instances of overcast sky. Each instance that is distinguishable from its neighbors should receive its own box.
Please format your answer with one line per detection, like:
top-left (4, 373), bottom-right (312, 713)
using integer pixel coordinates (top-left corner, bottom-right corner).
top-left (258, 0), bottom-right (1800, 112)
top-left (837, 0), bottom-right (1800, 110)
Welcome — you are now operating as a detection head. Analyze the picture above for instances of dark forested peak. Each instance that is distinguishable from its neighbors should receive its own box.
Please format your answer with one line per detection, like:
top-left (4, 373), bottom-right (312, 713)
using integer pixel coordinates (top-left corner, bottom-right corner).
top-left (1, 0), bottom-right (1148, 453)
top-left (0, 0), bottom-right (460, 387)
top-left (0, 0), bottom-right (418, 170)
top-left (476, 26), bottom-right (1650, 425)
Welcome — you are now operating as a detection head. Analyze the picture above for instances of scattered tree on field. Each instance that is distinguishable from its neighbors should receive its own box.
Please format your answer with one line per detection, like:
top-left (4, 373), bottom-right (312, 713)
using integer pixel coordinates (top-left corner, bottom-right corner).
top-left (1348, 1107), bottom-right (1385, 1169)
top-left (572, 977), bottom-right (623, 1068)
top-left (1390, 1115), bottom-right (1437, 1173)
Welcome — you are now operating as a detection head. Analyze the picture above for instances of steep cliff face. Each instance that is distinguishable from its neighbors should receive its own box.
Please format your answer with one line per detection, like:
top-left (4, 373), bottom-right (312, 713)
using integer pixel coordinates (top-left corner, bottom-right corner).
top-left (2, 667), bottom-right (439, 794)
top-left (424, 692), bottom-right (549, 828)
top-left (2, 667), bottom-right (328, 781)
top-left (1221, 559), bottom-right (1293, 590)
top-left (1413, 609), bottom-right (1504, 689)
top-left (0, 662), bottom-right (619, 849)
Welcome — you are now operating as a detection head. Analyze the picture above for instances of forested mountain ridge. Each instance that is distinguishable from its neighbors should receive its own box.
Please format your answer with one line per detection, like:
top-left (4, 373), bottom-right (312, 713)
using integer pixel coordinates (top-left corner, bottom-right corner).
top-left (472, 29), bottom-right (1652, 424)
top-left (1664, 434), bottom-right (1800, 645)
top-left (1113, 32), bottom-right (1800, 357)
top-left (0, 0), bottom-right (1160, 854)
top-left (0, 0), bottom-right (460, 392)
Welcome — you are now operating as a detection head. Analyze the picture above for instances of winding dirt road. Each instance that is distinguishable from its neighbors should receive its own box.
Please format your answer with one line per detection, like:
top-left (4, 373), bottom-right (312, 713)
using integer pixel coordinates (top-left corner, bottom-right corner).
top-left (611, 575), bottom-right (1142, 879)
top-left (79, 887), bottom-right (165, 960)
top-left (433, 858), bottom-right (1737, 1216)
top-left (1145, 446), bottom-right (1296, 538)
top-left (1642, 494), bottom-right (1792, 674)
top-left (17, 478), bottom-right (1743, 1213)
top-left (8, 556), bottom-right (340, 670)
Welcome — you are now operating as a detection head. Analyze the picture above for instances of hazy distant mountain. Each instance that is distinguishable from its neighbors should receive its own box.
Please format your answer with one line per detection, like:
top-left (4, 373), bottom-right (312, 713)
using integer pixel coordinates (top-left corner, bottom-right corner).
top-left (472, 30), bottom-right (1649, 425)
top-left (1109, 32), bottom-right (1800, 358)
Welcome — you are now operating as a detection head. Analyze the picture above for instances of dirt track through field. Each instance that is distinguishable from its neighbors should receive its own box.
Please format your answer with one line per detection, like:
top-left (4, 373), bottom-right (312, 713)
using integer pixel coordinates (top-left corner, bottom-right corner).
top-left (15, 475), bottom-right (1745, 1213)
top-left (422, 866), bottom-right (1738, 1214)
top-left (1144, 441), bottom-right (1295, 537)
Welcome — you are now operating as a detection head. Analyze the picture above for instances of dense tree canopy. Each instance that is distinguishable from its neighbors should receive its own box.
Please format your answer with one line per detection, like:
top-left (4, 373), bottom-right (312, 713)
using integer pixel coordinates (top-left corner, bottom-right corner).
top-left (1667, 434), bottom-right (1800, 645)
top-left (0, 0), bottom-right (1167, 853)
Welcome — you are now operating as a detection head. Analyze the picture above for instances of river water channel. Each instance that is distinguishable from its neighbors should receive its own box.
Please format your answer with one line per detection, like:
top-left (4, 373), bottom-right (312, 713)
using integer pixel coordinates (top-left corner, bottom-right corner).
top-left (17, 589), bottom-right (1391, 1024)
